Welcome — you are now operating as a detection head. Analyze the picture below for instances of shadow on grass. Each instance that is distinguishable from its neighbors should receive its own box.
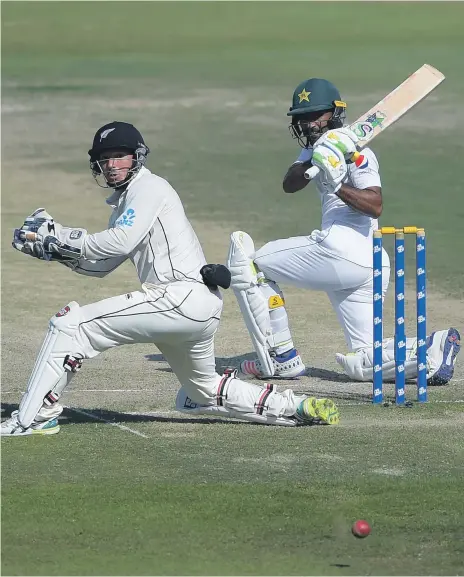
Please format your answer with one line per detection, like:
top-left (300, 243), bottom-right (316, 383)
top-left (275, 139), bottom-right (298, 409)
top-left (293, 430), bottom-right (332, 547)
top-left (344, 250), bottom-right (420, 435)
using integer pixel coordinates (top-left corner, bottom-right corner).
top-left (1, 402), bottom-right (252, 427)
top-left (144, 352), bottom-right (373, 403)
top-left (145, 352), bottom-right (354, 380)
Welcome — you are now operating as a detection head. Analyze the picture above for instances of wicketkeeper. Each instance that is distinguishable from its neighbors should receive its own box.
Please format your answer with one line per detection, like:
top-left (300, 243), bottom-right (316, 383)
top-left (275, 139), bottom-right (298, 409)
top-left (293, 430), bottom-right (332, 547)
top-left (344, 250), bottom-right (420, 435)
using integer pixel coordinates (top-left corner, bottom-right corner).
top-left (2, 121), bottom-right (340, 437)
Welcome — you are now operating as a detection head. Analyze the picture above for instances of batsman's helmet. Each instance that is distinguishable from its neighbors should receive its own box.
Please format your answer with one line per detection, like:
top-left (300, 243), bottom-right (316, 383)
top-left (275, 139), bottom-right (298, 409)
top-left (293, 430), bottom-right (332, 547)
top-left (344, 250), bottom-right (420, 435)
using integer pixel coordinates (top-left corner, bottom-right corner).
top-left (288, 78), bottom-right (347, 147)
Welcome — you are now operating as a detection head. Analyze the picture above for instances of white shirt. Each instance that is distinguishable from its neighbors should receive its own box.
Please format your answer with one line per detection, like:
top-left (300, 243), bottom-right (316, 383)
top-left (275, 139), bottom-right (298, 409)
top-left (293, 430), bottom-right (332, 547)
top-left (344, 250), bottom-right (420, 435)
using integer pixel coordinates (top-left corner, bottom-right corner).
top-left (63, 167), bottom-right (207, 284)
top-left (296, 146), bottom-right (381, 232)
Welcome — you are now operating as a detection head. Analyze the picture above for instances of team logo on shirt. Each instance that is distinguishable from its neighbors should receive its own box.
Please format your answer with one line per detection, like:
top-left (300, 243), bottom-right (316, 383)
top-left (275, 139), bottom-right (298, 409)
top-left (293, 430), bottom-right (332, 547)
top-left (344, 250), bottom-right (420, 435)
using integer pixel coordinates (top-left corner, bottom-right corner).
top-left (354, 154), bottom-right (369, 169)
top-left (115, 208), bottom-right (136, 227)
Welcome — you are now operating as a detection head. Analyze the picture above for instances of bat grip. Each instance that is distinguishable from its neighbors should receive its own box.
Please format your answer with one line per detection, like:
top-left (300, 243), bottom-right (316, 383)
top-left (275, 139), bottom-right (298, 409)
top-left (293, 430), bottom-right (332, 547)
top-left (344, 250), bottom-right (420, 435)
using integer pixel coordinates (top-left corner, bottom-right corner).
top-left (304, 151), bottom-right (361, 181)
top-left (20, 231), bottom-right (39, 242)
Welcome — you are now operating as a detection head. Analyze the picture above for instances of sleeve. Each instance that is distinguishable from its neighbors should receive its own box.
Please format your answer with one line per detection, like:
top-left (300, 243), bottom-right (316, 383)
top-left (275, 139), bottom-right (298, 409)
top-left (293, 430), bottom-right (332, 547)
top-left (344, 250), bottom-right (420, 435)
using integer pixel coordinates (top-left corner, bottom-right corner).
top-left (348, 148), bottom-right (382, 189)
top-left (294, 147), bottom-right (313, 164)
top-left (74, 178), bottom-right (167, 260)
top-left (64, 255), bottom-right (128, 278)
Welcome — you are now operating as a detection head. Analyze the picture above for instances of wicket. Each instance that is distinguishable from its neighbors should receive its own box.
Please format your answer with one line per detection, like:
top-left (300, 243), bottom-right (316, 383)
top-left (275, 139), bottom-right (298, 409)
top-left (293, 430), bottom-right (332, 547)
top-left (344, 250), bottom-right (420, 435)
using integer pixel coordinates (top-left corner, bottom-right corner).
top-left (373, 226), bottom-right (427, 405)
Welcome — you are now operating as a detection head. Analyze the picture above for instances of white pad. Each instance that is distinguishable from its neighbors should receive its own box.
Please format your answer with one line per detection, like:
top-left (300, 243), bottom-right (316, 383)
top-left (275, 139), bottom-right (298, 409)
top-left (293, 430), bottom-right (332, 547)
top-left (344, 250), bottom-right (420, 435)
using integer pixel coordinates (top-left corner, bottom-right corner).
top-left (336, 338), bottom-right (419, 382)
top-left (18, 301), bottom-right (81, 428)
top-left (226, 231), bottom-right (274, 377)
top-left (175, 371), bottom-right (303, 427)
top-left (258, 280), bottom-right (293, 354)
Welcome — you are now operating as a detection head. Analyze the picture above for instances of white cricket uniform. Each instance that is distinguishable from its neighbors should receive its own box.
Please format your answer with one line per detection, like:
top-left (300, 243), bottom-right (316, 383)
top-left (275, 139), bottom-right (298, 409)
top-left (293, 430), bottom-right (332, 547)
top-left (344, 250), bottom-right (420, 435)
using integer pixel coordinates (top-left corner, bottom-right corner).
top-left (63, 166), bottom-right (223, 403)
top-left (254, 147), bottom-right (391, 352)
top-left (17, 167), bottom-right (304, 428)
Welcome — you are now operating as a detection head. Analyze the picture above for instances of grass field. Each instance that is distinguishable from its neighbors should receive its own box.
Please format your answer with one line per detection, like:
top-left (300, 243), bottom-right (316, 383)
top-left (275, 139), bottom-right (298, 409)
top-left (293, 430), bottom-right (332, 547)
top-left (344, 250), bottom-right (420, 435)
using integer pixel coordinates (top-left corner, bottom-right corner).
top-left (2, 2), bottom-right (464, 576)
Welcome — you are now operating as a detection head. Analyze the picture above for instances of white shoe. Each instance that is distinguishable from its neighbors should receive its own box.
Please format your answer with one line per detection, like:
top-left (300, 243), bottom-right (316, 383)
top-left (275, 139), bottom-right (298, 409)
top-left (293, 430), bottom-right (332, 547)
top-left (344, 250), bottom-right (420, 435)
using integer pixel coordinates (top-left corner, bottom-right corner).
top-left (1, 411), bottom-right (60, 437)
top-left (426, 328), bottom-right (461, 385)
top-left (240, 348), bottom-right (306, 379)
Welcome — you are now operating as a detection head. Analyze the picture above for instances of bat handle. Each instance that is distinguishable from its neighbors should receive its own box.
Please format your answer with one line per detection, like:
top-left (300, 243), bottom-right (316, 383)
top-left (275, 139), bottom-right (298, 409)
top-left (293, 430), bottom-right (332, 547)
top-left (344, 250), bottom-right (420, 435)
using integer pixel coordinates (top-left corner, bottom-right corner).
top-left (304, 151), bottom-right (361, 181)
top-left (304, 165), bottom-right (320, 181)
top-left (17, 230), bottom-right (39, 242)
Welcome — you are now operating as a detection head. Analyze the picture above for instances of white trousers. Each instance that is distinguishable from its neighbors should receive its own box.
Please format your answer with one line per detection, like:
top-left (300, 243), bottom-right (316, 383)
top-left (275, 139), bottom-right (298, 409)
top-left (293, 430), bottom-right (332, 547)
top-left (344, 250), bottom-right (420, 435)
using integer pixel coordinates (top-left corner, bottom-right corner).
top-left (254, 224), bottom-right (391, 351)
top-left (19, 281), bottom-right (302, 427)
top-left (72, 282), bottom-right (225, 402)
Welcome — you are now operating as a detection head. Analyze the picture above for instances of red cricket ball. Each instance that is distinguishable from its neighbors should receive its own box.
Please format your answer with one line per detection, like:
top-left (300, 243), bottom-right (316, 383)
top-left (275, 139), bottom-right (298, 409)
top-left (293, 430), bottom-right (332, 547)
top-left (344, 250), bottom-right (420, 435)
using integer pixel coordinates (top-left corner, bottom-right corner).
top-left (352, 519), bottom-right (371, 538)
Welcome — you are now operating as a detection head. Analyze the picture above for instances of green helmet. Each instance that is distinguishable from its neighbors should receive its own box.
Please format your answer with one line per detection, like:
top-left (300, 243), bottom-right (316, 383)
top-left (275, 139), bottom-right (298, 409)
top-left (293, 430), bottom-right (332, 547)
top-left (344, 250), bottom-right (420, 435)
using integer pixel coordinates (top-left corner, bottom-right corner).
top-left (288, 78), bottom-right (347, 147)
top-left (288, 78), bottom-right (345, 116)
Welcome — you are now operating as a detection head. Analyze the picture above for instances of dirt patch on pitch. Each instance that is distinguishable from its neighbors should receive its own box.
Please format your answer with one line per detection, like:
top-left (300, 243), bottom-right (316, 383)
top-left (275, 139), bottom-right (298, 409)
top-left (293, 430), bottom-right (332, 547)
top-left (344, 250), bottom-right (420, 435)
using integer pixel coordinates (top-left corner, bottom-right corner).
top-left (2, 81), bottom-right (463, 416)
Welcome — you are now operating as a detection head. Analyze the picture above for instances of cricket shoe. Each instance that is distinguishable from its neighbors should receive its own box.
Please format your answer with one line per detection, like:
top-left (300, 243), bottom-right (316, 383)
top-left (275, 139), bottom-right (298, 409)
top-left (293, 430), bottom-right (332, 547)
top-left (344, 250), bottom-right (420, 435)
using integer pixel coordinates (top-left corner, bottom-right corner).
top-left (295, 397), bottom-right (340, 425)
top-left (426, 327), bottom-right (461, 386)
top-left (1, 410), bottom-right (60, 437)
top-left (240, 348), bottom-right (306, 379)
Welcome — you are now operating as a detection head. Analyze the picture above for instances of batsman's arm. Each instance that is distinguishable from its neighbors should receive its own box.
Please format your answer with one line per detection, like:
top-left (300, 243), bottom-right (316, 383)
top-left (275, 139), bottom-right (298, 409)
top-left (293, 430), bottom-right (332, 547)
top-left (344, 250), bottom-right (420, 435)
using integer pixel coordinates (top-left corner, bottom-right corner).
top-left (336, 147), bottom-right (382, 217)
top-left (283, 161), bottom-right (313, 194)
top-left (336, 185), bottom-right (383, 218)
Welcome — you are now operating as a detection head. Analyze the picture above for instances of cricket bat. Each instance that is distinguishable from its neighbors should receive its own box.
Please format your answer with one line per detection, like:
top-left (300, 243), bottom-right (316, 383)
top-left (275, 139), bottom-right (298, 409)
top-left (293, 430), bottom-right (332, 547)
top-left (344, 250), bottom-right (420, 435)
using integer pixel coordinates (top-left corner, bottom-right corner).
top-left (304, 63), bottom-right (445, 180)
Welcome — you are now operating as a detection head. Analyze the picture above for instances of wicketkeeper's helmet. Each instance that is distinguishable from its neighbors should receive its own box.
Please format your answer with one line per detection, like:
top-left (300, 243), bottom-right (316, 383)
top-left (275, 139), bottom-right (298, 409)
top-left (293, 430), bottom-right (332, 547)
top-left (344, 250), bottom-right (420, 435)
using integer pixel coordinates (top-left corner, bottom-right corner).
top-left (88, 121), bottom-right (150, 188)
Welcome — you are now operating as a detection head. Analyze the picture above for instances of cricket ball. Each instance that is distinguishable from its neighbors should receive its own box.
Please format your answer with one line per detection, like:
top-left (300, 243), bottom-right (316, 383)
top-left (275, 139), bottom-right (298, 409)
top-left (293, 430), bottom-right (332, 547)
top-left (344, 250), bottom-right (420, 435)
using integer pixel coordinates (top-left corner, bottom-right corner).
top-left (352, 519), bottom-right (371, 538)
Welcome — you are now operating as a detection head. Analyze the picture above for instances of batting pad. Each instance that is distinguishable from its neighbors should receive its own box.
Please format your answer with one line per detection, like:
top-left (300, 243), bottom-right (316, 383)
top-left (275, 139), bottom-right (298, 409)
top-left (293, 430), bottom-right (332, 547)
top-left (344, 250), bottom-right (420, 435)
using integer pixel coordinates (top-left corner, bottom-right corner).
top-left (227, 231), bottom-right (274, 377)
top-left (18, 301), bottom-right (81, 428)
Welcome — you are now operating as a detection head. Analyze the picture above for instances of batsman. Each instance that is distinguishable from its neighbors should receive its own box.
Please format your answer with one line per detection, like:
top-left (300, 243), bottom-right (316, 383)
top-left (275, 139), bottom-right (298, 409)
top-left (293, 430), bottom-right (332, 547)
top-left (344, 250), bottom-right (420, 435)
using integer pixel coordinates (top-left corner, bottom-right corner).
top-left (227, 78), bottom-right (460, 385)
top-left (2, 120), bottom-right (340, 437)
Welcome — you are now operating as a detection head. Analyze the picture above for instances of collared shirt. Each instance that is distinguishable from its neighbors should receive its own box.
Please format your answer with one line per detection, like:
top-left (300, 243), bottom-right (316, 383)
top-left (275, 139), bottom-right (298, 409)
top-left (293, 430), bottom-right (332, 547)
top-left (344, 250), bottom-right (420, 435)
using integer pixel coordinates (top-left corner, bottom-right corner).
top-left (64, 167), bottom-right (207, 285)
top-left (296, 146), bottom-right (381, 231)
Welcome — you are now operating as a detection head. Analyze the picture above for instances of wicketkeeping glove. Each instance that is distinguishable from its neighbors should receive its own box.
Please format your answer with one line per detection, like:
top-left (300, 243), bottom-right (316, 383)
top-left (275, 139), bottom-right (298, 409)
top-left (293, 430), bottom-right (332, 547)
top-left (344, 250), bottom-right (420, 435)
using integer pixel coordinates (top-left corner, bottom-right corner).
top-left (12, 208), bottom-right (55, 259)
top-left (12, 208), bottom-right (81, 262)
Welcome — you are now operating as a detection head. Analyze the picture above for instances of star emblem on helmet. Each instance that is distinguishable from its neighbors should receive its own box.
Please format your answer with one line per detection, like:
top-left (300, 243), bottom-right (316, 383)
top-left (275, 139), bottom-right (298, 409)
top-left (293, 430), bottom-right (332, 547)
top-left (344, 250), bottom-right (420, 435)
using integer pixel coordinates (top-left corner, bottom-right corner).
top-left (298, 88), bottom-right (311, 103)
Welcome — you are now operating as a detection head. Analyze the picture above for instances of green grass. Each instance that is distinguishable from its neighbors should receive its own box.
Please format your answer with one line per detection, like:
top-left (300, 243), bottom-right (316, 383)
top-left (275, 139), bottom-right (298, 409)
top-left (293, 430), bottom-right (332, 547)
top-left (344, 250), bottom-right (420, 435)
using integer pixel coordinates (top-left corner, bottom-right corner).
top-left (3, 479), bottom-right (463, 576)
top-left (2, 2), bottom-right (464, 296)
top-left (2, 2), bottom-right (464, 575)
top-left (2, 405), bottom-right (464, 576)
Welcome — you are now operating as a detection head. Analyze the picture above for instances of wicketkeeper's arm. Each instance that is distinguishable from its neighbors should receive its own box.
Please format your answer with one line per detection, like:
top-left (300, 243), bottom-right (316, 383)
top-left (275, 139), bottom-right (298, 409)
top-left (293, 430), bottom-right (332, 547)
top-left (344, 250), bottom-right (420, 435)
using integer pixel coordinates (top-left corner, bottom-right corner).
top-left (61, 255), bottom-right (129, 277)
top-left (81, 179), bottom-right (166, 259)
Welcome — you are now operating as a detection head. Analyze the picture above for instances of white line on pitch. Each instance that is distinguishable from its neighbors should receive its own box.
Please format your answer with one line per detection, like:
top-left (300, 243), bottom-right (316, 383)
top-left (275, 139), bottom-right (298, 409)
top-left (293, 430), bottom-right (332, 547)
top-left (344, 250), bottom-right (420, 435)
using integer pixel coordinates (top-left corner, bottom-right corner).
top-left (66, 407), bottom-right (149, 439)
top-left (71, 389), bottom-right (157, 392)
top-left (341, 399), bottom-right (464, 406)
top-left (126, 410), bottom-right (178, 416)
top-left (1, 389), bottom-right (156, 394)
